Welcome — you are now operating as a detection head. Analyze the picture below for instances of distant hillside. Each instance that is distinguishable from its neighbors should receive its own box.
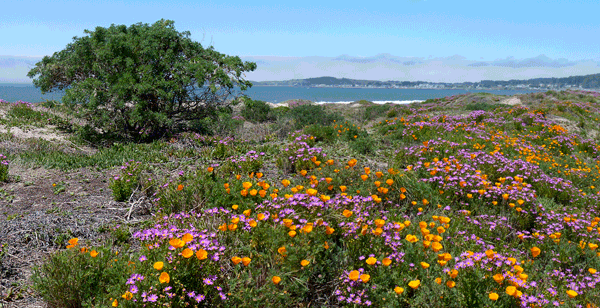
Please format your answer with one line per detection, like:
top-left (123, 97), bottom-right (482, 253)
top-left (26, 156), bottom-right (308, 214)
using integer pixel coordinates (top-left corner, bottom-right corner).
top-left (251, 73), bottom-right (600, 89)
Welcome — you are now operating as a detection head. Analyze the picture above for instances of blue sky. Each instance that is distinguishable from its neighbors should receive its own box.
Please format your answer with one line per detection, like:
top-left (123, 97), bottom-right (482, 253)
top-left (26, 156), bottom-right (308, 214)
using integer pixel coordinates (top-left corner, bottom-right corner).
top-left (1, 0), bottom-right (600, 82)
top-left (2, 0), bottom-right (599, 60)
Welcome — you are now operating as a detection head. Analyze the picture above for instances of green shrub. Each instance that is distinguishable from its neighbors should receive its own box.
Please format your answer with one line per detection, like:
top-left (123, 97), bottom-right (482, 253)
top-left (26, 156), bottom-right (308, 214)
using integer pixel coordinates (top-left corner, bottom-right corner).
top-left (0, 154), bottom-right (8, 182)
top-left (303, 124), bottom-right (336, 143)
top-left (32, 241), bottom-right (131, 308)
top-left (364, 104), bottom-right (392, 121)
top-left (349, 137), bottom-right (375, 154)
top-left (287, 104), bottom-right (344, 129)
top-left (109, 160), bottom-right (146, 202)
top-left (241, 97), bottom-right (274, 123)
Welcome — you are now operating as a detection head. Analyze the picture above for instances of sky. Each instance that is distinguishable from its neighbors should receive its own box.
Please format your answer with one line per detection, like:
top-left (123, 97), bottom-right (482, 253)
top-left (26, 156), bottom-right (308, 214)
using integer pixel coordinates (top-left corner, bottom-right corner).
top-left (1, 0), bottom-right (600, 82)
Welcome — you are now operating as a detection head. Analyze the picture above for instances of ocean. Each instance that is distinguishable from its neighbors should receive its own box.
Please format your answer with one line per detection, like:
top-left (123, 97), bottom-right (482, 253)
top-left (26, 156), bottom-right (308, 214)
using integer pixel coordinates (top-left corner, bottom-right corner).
top-left (0, 83), bottom-right (544, 105)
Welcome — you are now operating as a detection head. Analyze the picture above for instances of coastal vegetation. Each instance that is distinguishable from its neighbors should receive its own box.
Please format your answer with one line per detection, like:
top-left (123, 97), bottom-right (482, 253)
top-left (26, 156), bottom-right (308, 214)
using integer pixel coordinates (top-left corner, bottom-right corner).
top-left (1, 90), bottom-right (600, 307)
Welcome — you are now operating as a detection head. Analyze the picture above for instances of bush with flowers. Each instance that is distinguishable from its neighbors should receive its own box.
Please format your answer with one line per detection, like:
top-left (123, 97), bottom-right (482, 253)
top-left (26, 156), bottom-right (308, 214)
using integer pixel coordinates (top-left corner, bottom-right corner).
top-left (109, 160), bottom-right (149, 202)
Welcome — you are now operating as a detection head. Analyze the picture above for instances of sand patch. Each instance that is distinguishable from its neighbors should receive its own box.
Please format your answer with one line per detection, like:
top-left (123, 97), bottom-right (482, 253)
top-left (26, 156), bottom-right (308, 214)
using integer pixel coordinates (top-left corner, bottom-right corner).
top-left (500, 97), bottom-right (522, 106)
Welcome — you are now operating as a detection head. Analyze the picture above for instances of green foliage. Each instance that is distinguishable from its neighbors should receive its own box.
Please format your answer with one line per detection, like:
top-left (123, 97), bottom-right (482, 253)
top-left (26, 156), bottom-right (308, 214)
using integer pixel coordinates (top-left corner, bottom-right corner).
top-left (31, 243), bottom-right (131, 308)
top-left (0, 154), bottom-right (8, 182)
top-left (241, 97), bottom-right (274, 123)
top-left (303, 124), bottom-right (336, 143)
top-left (364, 104), bottom-right (393, 121)
top-left (286, 104), bottom-right (344, 129)
top-left (109, 160), bottom-right (147, 202)
top-left (27, 19), bottom-right (256, 141)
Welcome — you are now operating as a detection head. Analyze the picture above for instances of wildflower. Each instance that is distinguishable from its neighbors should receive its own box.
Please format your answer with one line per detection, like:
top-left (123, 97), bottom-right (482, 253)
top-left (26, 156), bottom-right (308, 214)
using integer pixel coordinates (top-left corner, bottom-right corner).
top-left (90, 250), bottom-right (98, 258)
top-left (382, 258), bottom-right (392, 266)
top-left (232, 204), bottom-right (239, 210)
top-left (493, 273), bottom-right (503, 283)
top-left (349, 270), bottom-right (360, 281)
top-left (242, 182), bottom-right (252, 189)
top-left (242, 257), bottom-right (251, 266)
top-left (307, 188), bottom-right (318, 196)
top-left (181, 248), bottom-right (193, 258)
top-left (154, 262), bottom-right (164, 271)
top-left (272, 276), bottom-right (281, 284)
top-left (257, 213), bottom-right (266, 220)
top-left (339, 186), bottom-right (347, 192)
top-left (589, 268), bottom-right (597, 274)
top-left (243, 209), bottom-right (252, 217)
top-left (489, 292), bottom-right (499, 301)
top-left (301, 260), bottom-right (310, 267)
top-left (406, 234), bottom-right (418, 243)
top-left (394, 286), bottom-right (404, 294)
top-left (121, 291), bottom-right (133, 300)
top-left (159, 272), bottom-right (170, 284)
top-left (281, 179), bottom-right (290, 187)
top-left (326, 226), bottom-right (335, 235)
top-left (531, 246), bottom-right (541, 258)
top-left (408, 280), bottom-right (420, 289)
top-left (506, 286), bottom-right (517, 296)
top-left (448, 269), bottom-right (458, 279)
top-left (278, 246), bottom-right (287, 256)
top-left (66, 238), bottom-right (78, 249)
top-left (366, 257), bottom-right (377, 265)
top-left (231, 256), bottom-right (242, 265)
top-left (177, 184), bottom-right (184, 191)
top-left (360, 274), bottom-right (370, 283)
top-left (289, 230), bottom-right (297, 237)
top-left (343, 210), bottom-right (353, 218)
top-left (431, 242), bottom-right (443, 252)
top-left (112, 299), bottom-right (118, 307)
top-left (446, 280), bottom-right (455, 288)
top-left (196, 249), bottom-right (208, 260)
top-left (169, 238), bottom-right (185, 249)
top-left (420, 262), bottom-right (430, 269)
top-left (182, 233), bottom-right (193, 243)
top-left (566, 290), bottom-right (577, 298)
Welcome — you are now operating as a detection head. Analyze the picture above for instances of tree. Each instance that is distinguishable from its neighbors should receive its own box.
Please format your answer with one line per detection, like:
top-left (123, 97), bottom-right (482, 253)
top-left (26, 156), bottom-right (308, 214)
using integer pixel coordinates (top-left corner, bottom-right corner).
top-left (27, 19), bottom-right (257, 141)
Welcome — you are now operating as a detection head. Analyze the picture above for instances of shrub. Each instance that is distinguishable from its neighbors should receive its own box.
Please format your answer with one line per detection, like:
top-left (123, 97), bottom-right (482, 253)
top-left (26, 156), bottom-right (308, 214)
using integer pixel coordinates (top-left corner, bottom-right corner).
top-left (109, 160), bottom-right (147, 202)
top-left (303, 124), bottom-right (336, 143)
top-left (27, 20), bottom-right (257, 141)
top-left (31, 240), bottom-right (131, 308)
top-left (287, 104), bottom-right (343, 129)
top-left (364, 104), bottom-right (392, 121)
top-left (0, 154), bottom-right (8, 182)
top-left (241, 97), bottom-right (274, 123)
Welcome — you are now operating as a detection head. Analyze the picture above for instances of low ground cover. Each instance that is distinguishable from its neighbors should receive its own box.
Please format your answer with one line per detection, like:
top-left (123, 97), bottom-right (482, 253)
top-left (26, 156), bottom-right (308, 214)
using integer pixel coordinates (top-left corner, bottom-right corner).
top-left (1, 91), bottom-right (600, 307)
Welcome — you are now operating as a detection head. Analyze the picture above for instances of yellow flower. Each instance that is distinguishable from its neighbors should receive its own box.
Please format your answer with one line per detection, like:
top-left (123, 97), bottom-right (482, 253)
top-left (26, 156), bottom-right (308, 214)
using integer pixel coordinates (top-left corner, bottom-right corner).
top-left (112, 299), bottom-right (118, 307)
top-left (176, 184), bottom-right (184, 191)
top-left (405, 234), bottom-right (418, 243)
top-left (196, 249), bottom-right (208, 260)
top-left (243, 209), bottom-right (252, 217)
top-left (489, 292), bottom-right (499, 301)
top-left (182, 233), bottom-right (193, 243)
top-left (169, 238), bottom-right (185, 249)
top-left (232, 204), bottom-right (239, 210)
top-left (349, 270), bottom-right (360, 281)
top-left (181, 248), bottom-right (193, 258)
top-left (408, 280), bottom-right (420, 289)
top-left (248, 219), bottom-right (257, 228)
top-left (448, 269), bottom-right (458, 279)
top-left (159, 272), bottom-right (170, 284)
top-left (272, 276), bottom-right (281, 284)
top-left (446, 280), bottom-right (456, 288)
top-left (278, 246), bottom-right (287, 256)
top-left (121, 291), bottom-right (133, 300)
top-left (382, 258), bottom-right (392, 266)
top-left (231, 256), bottom-right (242, 265)
top-left (343, 210), bottom-right (353, 218)
top-left (493, 273), bottom-right (503, 283)
top-left (326, 226), bottom-right (335, 235)
top-left (531, 246), bottom-right (541, 258)
top-left (431, 241), bottom-right (443, 252)
top-left (435, 277), bottom-right (442, 284)
top-left (242, 257), bottom-right (251, 266)
top-left (257, 213), bottom-right (266, 221)
top-left (566, 290), bottom-right (578, 298)
top-left (301, 259), bottom-right (310, 267)
top-left (589, 268), bottom-right (597, 274)
top-left (288, 230), bottom-right (297, 237)
top-left (242, 182), bottom-right (252, 189)
top-left (66, 238), bottom-right (79, 249)
top-left (420, 262), bottom-right (430, 269)
top-left (360, 274), bottom-right (370, 283)
top-left (90, 250), bottom-right (99, 258)
top-left (366, 257), bottom-right (377, 265)
top-left (506, 286), bottom-right (517, 296)
top-left (207, 167), bottom-right (214, 172)
top-left (154, 261), bottom-right (164, 271)
top-left (394, 286), bottom-right (404, 294)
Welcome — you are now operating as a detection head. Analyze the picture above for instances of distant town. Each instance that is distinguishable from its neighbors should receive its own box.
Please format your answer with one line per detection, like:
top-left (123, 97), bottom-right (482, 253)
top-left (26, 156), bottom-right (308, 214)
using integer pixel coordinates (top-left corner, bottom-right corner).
top-left (251, 74), bottom-right (600, 91)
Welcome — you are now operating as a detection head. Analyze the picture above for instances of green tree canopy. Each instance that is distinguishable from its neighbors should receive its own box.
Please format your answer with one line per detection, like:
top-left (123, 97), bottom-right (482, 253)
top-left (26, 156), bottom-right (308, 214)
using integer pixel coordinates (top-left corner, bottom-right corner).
top-left (27, 19), bottom-right (256, 141)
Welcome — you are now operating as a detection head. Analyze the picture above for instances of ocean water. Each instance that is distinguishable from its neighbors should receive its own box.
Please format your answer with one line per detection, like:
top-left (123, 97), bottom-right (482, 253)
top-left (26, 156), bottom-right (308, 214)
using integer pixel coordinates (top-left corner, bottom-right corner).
top-left (0, 83), bottom-right (544, 104)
